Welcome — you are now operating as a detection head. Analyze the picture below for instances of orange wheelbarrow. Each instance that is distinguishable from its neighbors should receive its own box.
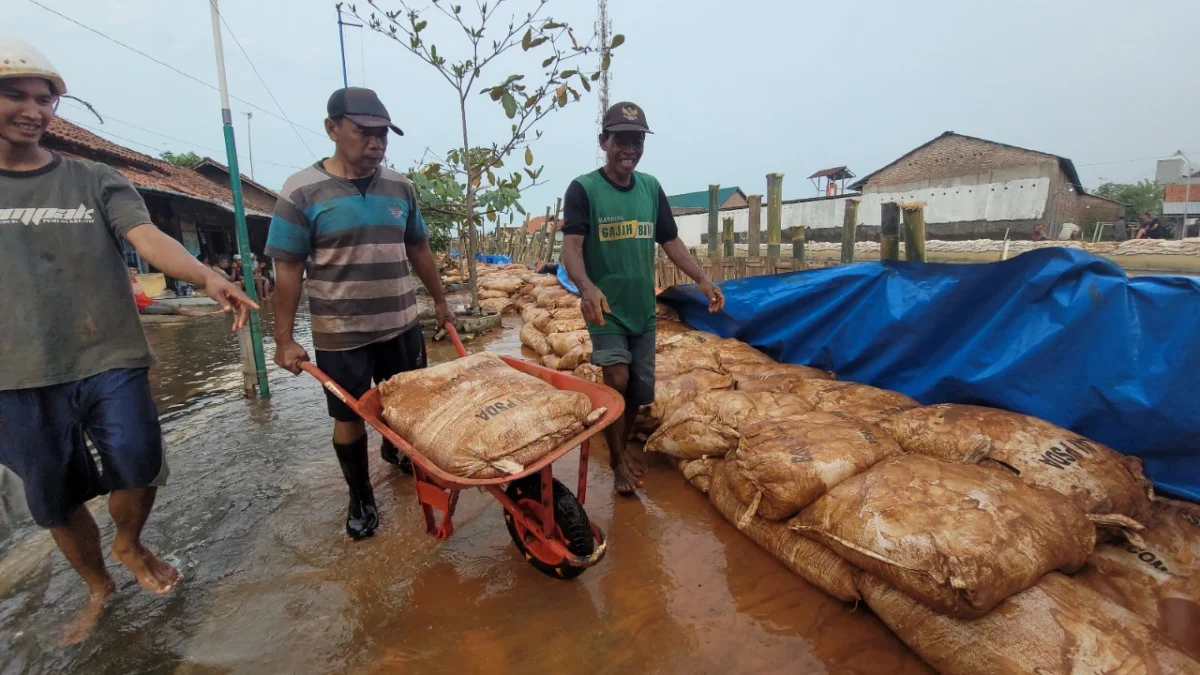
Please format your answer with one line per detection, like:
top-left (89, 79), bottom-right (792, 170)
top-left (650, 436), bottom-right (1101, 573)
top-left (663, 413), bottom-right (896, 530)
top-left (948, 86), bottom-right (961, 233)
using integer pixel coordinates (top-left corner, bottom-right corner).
top-left (300, 323), bottom-right (623, 579)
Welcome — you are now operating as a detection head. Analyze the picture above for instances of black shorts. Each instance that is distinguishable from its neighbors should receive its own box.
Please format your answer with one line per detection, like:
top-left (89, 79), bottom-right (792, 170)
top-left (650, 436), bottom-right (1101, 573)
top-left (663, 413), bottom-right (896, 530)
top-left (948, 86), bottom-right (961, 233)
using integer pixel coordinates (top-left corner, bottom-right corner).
top-left (315, 326), bottom-right (427, 422)
top-left (0, 367), bottom-right (167, 528)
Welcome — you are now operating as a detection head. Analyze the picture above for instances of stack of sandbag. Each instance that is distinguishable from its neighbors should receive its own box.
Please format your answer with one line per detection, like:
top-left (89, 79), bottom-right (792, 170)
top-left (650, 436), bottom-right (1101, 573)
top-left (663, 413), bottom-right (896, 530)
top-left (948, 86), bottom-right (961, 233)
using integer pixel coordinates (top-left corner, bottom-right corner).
top-left (708, 460), bottom-right (860, 602)
top-left (726, 412), bottom-right (902, 522)
top-left (636, 367), bottom-right (735, 434)
top-left (770, 379), bottom-right (920, 424)
top-left (1076, 496), bottom-right (1200, 657)
top-left (379, 352), bottom-right (604, 479)
top-left (728, 362), bottom-right (834, 391)
top-left (791, 454), bottom-right (1096, 618)
top-left (644, 390), bottom-right (808, 459)
top-left (874, 404), bottom-right (1155, 527)
top-left (858, 572), bottom-right (1200, 675)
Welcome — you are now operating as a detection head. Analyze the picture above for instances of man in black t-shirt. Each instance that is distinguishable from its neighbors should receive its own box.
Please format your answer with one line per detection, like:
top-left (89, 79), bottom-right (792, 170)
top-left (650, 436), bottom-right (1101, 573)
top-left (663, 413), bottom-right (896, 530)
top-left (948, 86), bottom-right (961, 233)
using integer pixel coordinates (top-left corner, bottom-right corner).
top-left (1137, 212), bottom-right (1163, 239)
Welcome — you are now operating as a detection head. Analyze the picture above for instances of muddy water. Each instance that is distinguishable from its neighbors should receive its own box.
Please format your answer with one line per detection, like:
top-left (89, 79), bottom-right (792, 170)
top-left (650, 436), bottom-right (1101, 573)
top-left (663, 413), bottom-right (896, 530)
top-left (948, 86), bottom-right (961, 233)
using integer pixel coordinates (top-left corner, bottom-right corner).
top-left (0, 298), bottom-right (928, 675)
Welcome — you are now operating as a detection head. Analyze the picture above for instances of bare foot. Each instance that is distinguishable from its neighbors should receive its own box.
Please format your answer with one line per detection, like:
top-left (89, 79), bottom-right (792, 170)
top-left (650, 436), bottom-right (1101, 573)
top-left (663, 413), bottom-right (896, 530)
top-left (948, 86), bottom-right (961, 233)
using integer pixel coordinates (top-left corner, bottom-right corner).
top-left (59, 581), bottom-right (115, 647)
top-left (624, 450), bottom-right (649, 478)
top-left (612, 461), bottom-right (642, 495)
top-left (112, 542), bottom-right (180, 595)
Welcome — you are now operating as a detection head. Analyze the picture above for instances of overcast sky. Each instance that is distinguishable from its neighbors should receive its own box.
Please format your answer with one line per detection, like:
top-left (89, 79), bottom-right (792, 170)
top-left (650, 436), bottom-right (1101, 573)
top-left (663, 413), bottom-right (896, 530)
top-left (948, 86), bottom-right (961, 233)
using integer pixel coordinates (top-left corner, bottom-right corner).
top-left (10, 0), bottom-right (1200, 225)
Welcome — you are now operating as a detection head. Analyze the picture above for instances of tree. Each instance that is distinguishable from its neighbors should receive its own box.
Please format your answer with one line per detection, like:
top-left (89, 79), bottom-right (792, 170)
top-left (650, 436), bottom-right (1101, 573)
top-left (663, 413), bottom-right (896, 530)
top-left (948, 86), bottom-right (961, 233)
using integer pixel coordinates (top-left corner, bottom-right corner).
top-left (1094, 179), bottom-right (1164, 220)
top-left (160, 150), bottom-right (204, 168)
top-left (346, 0), bottom-right (620, 310)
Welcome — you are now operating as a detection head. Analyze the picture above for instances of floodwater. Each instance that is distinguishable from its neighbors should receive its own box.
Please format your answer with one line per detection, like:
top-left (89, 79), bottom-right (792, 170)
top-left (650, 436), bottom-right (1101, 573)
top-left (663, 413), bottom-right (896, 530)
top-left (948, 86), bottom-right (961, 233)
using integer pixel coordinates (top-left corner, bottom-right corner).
top-left (0, 297), bottom-right (928, 675)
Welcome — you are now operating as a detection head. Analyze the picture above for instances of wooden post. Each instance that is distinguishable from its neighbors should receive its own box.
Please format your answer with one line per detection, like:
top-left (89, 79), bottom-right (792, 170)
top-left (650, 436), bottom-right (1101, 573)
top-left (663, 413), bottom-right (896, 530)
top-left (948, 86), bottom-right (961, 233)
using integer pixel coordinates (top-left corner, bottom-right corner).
top-left (840, 199), bottom-right (859, 264)
top-left (536, 206), bottom-right (552, 261)
top-left (551, 197), bottom-right (562, 261)
top-left (747, 194), bottom-right (763, 257)
top-left (723, 216), bottom-right (735, 258)
top-left (790, 226), bottom-right (806, 267)
top-left (707, 184), bottom-right (720, 255)
top-left (902, 202), bottom-right (927, 262)
top-left (880, 202), bottom-right (901, 261)
top-left (766, 173), bottom-right (784, 257)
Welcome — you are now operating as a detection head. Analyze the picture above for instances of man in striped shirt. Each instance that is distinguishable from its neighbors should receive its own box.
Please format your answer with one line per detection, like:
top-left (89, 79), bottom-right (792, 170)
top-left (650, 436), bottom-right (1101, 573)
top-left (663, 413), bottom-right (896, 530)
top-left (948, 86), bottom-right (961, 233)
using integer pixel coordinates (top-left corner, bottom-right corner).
top-left (266, 87), bottom-right (452, 540)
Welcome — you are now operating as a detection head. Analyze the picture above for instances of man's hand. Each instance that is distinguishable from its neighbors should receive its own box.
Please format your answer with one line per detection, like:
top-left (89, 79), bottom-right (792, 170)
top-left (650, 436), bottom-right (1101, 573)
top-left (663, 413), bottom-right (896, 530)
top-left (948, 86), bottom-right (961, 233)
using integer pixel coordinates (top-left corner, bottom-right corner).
top-left (581, 285), bottom-right (611, 327)
top-left (274, 338), bottom-right (310, 375)
top-left (196, 272), bottom-right (259, 331)
top-left (434, 299), bottom-right (455, 331)
top-left (699, 280), bottom-right (725, 314)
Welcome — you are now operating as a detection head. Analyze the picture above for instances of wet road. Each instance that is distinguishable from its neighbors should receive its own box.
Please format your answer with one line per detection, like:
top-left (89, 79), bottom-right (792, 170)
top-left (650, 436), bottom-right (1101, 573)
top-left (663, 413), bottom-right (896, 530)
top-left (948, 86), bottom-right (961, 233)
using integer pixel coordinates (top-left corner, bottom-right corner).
top-left (0, 299), bottom-right (928, 675)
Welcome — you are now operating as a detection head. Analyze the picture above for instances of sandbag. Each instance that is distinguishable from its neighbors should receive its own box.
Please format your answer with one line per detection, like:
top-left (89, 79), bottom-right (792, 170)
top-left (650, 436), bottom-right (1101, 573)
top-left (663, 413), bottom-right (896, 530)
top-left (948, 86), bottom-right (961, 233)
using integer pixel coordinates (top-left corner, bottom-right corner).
top-left (710, 463), bottom-right (859, 602)
top-left (858, 572), bottom-right (1200, 675)
top-left (533, 308), bottom-right (585, 334)
top-left (535, 289), bottom-right (570, 307)
top-left (531, 275), bottom-right (561, 287)
top-left (546, 294), bottom-right (581, 310)
top-left (730, 363), bottom-right (834, 393)
top-left (785, 380), bottom-right (919, 423)
top-left (644, 391), bottom-right (807, 460)
top-left (674, 456), bottom-right (718, 494)
top-left (539, 317), bottom-right (588, 335)
top-left (546, 330), bottom-right (590, 357)
top-left (655, 319), bottom-right (693, 339)
top-left (521, 305), bottom-right (549, 326)
top-left (793, 455), bottom-right (1095, 618)
top-left (519, 323), bottom-right (553, 357)
top-left (654, 339), bottom-right (725, 378)
top-left (716, 344), bottom-right (776, 370)
top-left (656, 302), bottom-right (680, 321)
top-left (727, 412), bottom-right (902, 521)
top-left (875, 404), bottom-right (1154, 524)
top-left (541, 354), bottom-right (561, 370)
top-left (480, 276), bottom-right (524, 294)
top-left (557, 342), bottom-right (592, 371)
top-left (477, 288), bottom-right (510, 300)
top-left (511, 294), bottom-right (533, 311)
top-left (572, 364), bottom-right (603, 384)
top-left (641, 368), bottom-right (736, 433)
top-left (478, 297), bottom-right (513, 314)
top-left (379, 352), bottom-right (601, 479)
top-left (1076, 496), bottom-right (1200, 657)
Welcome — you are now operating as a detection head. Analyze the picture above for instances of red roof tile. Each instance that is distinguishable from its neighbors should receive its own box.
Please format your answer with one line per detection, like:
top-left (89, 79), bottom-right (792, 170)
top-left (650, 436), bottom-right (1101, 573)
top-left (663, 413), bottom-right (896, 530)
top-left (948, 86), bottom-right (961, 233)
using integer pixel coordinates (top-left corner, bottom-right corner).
top-left (42, 118), bottom-right (276, 216)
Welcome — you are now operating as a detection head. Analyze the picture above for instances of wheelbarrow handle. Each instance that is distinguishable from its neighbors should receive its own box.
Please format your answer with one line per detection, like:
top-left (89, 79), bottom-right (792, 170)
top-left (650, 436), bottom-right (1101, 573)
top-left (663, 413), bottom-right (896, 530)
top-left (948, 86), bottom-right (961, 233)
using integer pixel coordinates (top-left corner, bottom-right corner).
top-left (443, 321), bottom-right (468, 358)
top-left (299, 361), bottom-right (366, 417)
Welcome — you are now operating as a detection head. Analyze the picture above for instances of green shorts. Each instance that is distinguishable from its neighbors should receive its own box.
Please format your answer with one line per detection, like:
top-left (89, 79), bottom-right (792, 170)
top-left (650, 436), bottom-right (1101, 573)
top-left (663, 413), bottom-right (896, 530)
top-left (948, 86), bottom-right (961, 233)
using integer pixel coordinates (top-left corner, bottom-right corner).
top-left (589, 330), bottom-right (656, 406)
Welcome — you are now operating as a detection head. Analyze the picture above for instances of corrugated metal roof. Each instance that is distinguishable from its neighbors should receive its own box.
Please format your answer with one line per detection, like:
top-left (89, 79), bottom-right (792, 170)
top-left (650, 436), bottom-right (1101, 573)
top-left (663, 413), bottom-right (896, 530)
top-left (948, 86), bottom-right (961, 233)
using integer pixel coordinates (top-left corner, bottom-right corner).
top-left (808, 166), bottom-right (855, 181)
top-left (41, 118), bottom-right (276, 216)
top-left (667, 186), bottom-right (742, 210)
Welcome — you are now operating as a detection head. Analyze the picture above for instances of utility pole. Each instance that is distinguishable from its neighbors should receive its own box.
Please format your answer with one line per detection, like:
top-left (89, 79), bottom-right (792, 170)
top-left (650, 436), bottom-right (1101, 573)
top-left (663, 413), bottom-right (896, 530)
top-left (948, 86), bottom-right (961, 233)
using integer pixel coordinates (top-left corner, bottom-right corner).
top-left (337, 7), bottom-right (363, 89)
top-left (1176, 150), bottom-right (1192, 240)
top-left (243, 111), bottom-right (254, 181)
top-left (596, 0), bottom-right (611, 165)
top-left (209, 0), bottom-right (270, 399)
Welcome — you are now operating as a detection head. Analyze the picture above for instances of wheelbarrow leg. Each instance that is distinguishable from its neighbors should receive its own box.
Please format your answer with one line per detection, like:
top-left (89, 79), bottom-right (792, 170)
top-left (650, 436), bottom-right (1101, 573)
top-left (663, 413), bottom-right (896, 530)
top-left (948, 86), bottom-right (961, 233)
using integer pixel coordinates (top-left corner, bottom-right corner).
top-left (413, 466), bottom-right (458, 540)
top-left (577, 440), bottom-right (590, 505)
top-left (538, 465), bottom-right (555, 536)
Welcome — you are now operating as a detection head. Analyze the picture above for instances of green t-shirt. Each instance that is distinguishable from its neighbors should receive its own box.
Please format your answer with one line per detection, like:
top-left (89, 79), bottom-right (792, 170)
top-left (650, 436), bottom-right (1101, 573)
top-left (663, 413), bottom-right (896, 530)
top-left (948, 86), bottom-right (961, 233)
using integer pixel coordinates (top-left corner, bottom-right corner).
top-left (561, 169), bottom-right (679, 336)
top-left (0, 153), bottom-right (154, 390)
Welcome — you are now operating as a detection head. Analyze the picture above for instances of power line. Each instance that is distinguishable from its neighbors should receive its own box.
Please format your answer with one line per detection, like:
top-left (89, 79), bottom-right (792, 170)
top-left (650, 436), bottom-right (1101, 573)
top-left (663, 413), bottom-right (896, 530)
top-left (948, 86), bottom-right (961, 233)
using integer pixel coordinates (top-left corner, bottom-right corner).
top-left (206, 0), bottom-right (318, 160)
top-left (60, 101), bottom-right (304, 170)
top-left (26, 0), bottom-right (327, 140)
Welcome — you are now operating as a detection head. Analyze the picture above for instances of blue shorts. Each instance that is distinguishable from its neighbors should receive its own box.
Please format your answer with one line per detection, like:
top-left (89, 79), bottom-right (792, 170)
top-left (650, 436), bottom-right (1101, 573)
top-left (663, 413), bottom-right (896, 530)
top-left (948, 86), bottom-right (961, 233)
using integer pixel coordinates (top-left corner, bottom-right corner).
top-left (0, 368), bottom-right (168, 528)
top-left (589, 330), bottom-right (656, 407)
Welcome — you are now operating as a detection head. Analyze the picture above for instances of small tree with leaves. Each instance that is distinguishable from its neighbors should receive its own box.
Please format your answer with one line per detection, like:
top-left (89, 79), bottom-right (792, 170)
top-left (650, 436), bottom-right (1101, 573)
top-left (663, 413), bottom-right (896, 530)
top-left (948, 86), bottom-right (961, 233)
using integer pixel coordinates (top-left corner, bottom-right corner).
top-left (345, 0), bottom-right (621, 310)
top-left (160, 150), bottom-right (204, 168)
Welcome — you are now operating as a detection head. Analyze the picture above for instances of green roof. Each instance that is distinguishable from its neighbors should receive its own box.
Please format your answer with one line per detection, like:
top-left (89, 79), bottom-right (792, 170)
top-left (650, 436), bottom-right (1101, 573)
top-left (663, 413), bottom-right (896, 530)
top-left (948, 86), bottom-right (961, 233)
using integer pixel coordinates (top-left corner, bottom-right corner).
top-left (667, 186), bottom-right (741, 210)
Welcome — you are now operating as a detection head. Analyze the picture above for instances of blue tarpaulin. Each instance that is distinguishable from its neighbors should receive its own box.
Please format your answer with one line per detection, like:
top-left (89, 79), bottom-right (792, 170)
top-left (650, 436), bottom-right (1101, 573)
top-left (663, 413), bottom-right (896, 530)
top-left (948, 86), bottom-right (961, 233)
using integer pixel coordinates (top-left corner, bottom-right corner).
top-left (557, 264), bottom-right (580, 295)
top-left (661, 248), bottom-right (1200, 501)
top-left (476, 253), bottom-right (513, 265)
top-left (447, 248), bottom-right (461, 260)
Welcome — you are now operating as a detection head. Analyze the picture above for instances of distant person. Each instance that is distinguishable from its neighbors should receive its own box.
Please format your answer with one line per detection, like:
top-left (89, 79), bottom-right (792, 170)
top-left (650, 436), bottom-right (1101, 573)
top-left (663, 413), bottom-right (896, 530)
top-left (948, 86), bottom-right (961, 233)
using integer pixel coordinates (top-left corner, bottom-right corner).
top-left (253, 256), bottom-right (274, 301)
top-left (1031, 223), bottom-right (1048, 241)
top-left (266, 87), bottom-right (452, 541)
top-left (1057, 222), bottom-right (1080, 241)
top-left (560, 101), bottom-right (724, 495)
top-left (0, 38), bottom-right (256, 645)
top-left (1136, 212), bottom-right (1162, 239)
top-left (1112, 215), bottom-right (1128, 242)
top-left (230, 254), bottom-right (244, 282)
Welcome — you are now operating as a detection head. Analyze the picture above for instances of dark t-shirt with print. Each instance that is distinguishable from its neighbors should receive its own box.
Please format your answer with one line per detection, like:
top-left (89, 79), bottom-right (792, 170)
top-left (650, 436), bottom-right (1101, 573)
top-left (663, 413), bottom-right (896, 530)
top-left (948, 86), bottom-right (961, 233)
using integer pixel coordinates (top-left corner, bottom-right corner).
top-left (0, 153), bottom-right (154, 390)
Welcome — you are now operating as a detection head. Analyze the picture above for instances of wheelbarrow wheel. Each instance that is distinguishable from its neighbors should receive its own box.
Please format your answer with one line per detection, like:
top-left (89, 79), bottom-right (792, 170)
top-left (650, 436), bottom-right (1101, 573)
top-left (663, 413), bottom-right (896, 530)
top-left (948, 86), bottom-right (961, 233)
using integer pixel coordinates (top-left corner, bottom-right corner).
top-left (503, 475), bottom-right (594, 580)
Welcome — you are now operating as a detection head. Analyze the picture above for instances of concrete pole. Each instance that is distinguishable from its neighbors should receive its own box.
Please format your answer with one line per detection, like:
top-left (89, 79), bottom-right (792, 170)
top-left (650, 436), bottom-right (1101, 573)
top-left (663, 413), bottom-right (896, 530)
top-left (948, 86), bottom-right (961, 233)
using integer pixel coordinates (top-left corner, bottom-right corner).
top-left (209, 0), bottom-right (269, 398)
top-left (707, 184), bottom-right (720, 256)
top-left (747, 194), bottom-right (762, 257)
top-left (903, 203), bottom-right (927, 262)
top-left (840, 199), bottom-right (859, 264)
top-left (880, 202), bottom-right (901, 261)
top-left (767, 173), bottom-right (784, 258)
top-left (722, 216), bottom-right (735, 258)
top-left (790, 226), bottom-right (806, 267)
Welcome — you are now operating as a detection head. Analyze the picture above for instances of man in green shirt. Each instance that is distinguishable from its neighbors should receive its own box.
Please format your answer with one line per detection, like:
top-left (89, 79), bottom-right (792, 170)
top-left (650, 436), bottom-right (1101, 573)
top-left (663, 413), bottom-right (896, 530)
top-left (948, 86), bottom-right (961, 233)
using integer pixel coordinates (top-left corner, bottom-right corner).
top-left (561, 102), bottom-right (723, 495)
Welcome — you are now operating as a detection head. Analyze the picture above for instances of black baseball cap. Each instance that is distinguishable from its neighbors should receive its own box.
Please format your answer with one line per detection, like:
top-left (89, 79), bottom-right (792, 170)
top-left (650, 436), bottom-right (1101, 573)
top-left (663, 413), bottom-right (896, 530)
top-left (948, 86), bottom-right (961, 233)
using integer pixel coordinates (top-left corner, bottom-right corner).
top-left (327, 87), bottom-right (403, 136)
top-left (602, 101), bottom-right (652, 134)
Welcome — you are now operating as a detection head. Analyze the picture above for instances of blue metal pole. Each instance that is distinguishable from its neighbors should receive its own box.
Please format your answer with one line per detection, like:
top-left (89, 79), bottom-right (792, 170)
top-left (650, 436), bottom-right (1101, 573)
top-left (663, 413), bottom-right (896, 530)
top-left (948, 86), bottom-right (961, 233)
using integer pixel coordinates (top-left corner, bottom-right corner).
top-left (338, 7), bottom-right (349, 88)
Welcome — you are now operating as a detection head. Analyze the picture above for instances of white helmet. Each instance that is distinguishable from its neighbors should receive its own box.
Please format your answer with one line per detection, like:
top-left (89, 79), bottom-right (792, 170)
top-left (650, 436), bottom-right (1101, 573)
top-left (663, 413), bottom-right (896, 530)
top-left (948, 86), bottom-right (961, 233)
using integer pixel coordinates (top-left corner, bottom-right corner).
top-left (0, 36), bottom-right (66, 95)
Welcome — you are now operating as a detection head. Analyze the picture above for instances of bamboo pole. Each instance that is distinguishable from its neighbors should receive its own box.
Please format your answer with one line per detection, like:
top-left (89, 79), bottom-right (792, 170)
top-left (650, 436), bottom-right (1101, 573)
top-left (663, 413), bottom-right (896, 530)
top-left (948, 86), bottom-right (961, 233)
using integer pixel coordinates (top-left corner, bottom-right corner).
top-left (902, 202), bottom-right (927, 262)
top-left (766, 173), bottom-right (784, 257)
top-left (707, 184), bottom-right (720, 255)
top-left (880, 202), bottom-right (901, 261)
top-left (723, 216), bottom-right (735, 258)
top-left (551, 197), bottom-right (562, 261)
top-left (791, 226), bottom-right (806, 266)
top-left (840, 199), bottom-right (859, 264)
top-left (747, 194), bottom-right (762, 257)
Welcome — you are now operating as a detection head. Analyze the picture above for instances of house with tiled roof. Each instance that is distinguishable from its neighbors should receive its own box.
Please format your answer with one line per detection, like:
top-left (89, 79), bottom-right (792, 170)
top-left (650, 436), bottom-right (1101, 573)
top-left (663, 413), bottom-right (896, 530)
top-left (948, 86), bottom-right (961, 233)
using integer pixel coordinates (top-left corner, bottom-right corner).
top-left (41, 118), bottom-right (274, 283)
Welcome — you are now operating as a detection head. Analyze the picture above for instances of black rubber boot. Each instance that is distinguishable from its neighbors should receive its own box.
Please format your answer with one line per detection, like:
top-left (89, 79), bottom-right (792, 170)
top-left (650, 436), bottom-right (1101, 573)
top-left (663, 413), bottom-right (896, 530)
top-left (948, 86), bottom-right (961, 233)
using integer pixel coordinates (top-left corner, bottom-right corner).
top-left (333, 436), bottom-right (379, 540)
top-left (380, 439), bottom-right (413, 475)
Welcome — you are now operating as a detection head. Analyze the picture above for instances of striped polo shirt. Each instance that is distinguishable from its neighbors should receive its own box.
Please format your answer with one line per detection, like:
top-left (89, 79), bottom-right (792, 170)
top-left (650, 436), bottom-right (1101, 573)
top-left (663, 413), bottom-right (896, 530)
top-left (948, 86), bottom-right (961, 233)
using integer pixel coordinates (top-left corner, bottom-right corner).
top-left (264, 161), bottom-right (428, 351)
